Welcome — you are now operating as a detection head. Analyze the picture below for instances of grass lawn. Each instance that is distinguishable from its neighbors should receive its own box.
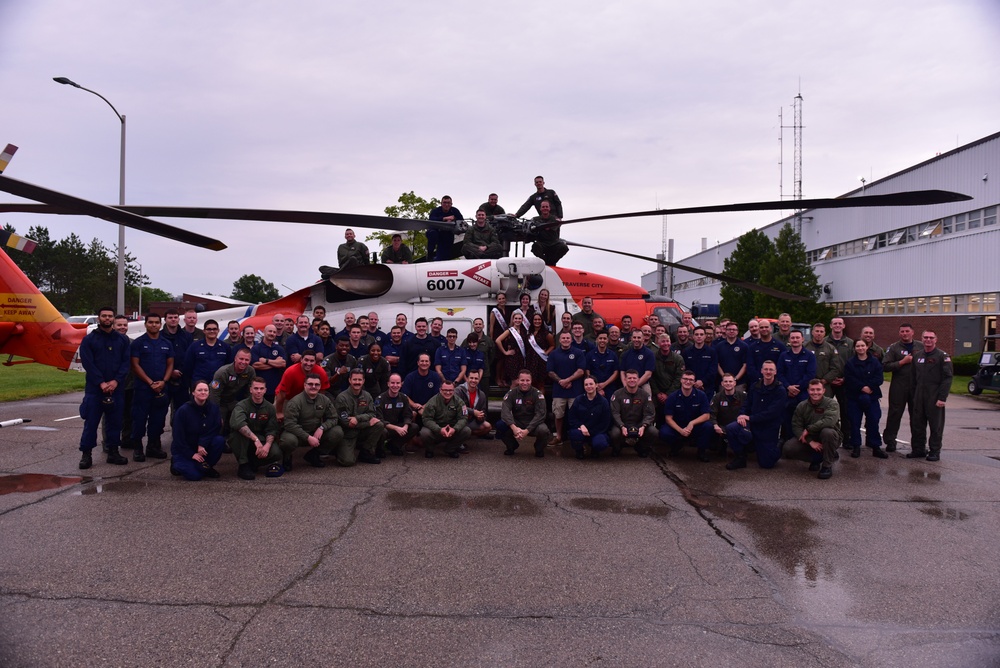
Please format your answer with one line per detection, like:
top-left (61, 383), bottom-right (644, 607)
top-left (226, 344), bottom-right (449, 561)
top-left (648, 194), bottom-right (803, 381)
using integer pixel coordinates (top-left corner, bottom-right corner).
top-left (0, 359), bottom-right (86, 402)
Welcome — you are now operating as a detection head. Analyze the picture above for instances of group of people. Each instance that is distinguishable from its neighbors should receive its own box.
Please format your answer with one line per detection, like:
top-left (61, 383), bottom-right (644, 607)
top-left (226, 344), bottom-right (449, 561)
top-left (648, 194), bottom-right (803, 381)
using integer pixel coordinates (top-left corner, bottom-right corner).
top-left (333, 176), bottom-right (570, 268)
top-left (77, 297), bottom-right (954, 482)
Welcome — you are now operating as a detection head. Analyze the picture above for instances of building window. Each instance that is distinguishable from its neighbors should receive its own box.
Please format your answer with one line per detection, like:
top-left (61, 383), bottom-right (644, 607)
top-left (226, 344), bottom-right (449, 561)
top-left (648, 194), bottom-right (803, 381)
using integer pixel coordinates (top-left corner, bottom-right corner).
top-left (969, 210), bottom-right (981, 229)
top-left (985, 206), bottom-right (997, 227)
top-left (985, 293), bottom-right (999, 314)
top-left (943, 216), bottom-right (953, 234)
top-left (955, 213), bottom-right (967, 232)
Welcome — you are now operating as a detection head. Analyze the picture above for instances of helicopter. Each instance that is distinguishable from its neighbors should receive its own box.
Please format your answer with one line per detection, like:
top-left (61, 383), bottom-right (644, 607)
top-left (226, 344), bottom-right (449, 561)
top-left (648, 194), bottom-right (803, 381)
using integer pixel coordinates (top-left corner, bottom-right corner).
top-left (0, 143), bottom-right (972, 370)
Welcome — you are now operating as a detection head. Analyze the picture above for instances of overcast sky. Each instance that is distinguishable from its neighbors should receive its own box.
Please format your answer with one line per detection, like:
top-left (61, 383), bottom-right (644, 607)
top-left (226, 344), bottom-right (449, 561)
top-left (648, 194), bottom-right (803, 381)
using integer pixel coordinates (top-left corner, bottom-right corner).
top-left (3, 0), bottom-right (999, 300)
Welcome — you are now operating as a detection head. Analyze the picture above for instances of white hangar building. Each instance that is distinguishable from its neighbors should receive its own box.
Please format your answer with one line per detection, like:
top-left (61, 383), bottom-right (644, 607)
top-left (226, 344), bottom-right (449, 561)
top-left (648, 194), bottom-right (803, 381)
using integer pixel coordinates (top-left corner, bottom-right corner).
top-left (642, 131), bottom-right (1000, 354)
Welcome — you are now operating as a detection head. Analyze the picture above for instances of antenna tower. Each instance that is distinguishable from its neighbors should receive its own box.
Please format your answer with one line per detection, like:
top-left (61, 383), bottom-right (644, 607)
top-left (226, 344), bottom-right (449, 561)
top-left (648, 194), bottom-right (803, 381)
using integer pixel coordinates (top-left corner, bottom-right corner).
top-left (793, 92), bottom-right (804, 234)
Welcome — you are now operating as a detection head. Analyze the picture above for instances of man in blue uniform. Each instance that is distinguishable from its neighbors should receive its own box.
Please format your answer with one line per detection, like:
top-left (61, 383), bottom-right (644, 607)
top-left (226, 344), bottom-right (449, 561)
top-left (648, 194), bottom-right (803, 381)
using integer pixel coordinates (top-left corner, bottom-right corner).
top-left (568, 377), bottom-right (612, 459)
top-left (547, 331), bottom-right (586, 445)
top-left (182, 319), bottom-right (232, 387)
top-left (160, 308), bottom-right (193, 411)
top-left (659, 371), bottom-right (713, 462)
top-left (746, 320), bottom-right (786, 387)
top-left (250, 324), bottom-right (287, 402)
top-left (725, 359), bottom-right (786, 470)
top-left (681, 326), bottom-right (718, 399)
top-left (285, 315), bottom-right (325, 365)
top-left (776, 330), bottom-right (817, 438)
top-left (586, 331), bottom-right (620, 397)
top-left (79, 307), bottom-right (131, 469)
top-left (716, 322), bottom-right (749, 389)
top-left (130, 313), bottom-right (174, 462)
top-left (427, 195), bottom-right (462, 261)
top-left (434, 328), bottom-right (468, 384)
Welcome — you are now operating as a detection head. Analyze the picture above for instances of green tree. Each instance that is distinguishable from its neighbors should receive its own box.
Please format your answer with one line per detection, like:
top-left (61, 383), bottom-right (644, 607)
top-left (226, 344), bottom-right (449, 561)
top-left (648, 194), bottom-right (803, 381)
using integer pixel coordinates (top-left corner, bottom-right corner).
top-left (719, 228), bottom-right (774, 328)
top-left (364, 191), bottom-right (439, 260)
top-left (231, 273), bottom-right (280, 303)
top-left (754, 223), bottom-right (834, 325)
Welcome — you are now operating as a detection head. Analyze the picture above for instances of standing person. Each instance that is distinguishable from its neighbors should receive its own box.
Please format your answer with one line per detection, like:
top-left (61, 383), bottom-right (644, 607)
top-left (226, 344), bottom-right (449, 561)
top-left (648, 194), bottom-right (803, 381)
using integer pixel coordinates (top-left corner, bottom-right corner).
top-left (274, 351), bottom-right (330, 422)
top-left (826, 317), bottom-right (855, 439)
top-left (844, 339), bottom-right (886, 459)
top-left (547, 330), bottom-right (586, 446)
top-left (514, 175), bottom-right (563, 219)
top-left (286, 315), bottom-right (325, 365)
top-left (250, 324), bottom-right (287, 402)
top-left (401, 317), bottom-right (439, 375)
top-left (659, 370), bottom-right (713, 462)
top-left (649, 333), bottom-right (684, 410)
top-left (112, 315), bottom-right (136, 451)
top-left (462, 333), bottom-right (486, 380)
top-left (469, 318), bottom-right (492, 384)
top-left (358, 343), bottom-right (391, 397)
top-left (746, 320), bottom-right (786, 387)
top-left (586, 331), bottom-right (620, 397)
top-left (420, 380), bottom-right (471, 458)
top-left (381, 233), bottom-right (412, 264)
top-left (571, 296), bottom-right (603, 338)
top-left (182, 309), bottom-right (204, 341)
top-left (229, 378), bottom-right (283, 480)
top-left (804, 323), bottom-right (843, 397)
top-left (496, 369), bottom-right (550, 457)
top-left (622, 330), bottom-right (656, 391)
top-left (161, 308), bottom-right (193, 412)
top-left (907, 330), bottom-right (953, 462)
top-left (224, 320), bottom-right (242, 347)
top-left (130, 313), bottom-right (174, 462)
top-left (776, 330), bottom-right (817, 438)
top-left (78, 307), bottom-right (131, 469)
top-left (337, 228), bottom-right (370, 268)
top-left (496, 312), bottom-right (529, 387)
top-left (724, 360), bottom-right (786, 470)
top-left (775, 313), bottom-right (793, 346)
top-left (716, 321), bottom-right (748, 389)
top-left (858, 326), bottom-right (885, 362)
top-left (568, 377), bottom-right (612, 460)
top-left (512, 292), bottom-right (535, 326)
top-left (783, 379), bottom-right (842, 480)
top-left (609, 369), bottom-right (656, 457)
top-left (208, 348), bottom-right (256, 436)
top-left (535, 288), bottom-right (556, 333)
top-left (882, 323), bottom-right (917, 452)
top-left (525, 312), bottom-right (554, 390)
top-left (427, 195), bottom-right (462, 262)
top-left (169, 381), bottom-right (225, 481)
top-left (183, 319), bottom-right (233, 388)
top-left (434, 328), bottom-right (468, 385)
top-left (682, 326), bottom-right (718, 399)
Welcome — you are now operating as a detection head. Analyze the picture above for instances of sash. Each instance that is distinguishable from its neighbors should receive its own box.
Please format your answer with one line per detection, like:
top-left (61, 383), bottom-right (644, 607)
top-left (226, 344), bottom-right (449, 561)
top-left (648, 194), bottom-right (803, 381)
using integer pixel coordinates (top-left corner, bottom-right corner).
top-left (492, 307), bottom-right (507, 331)
top-left (509, 328), bottom-right (526, 358)
top-left (528, 333), bottom-right (549, 362)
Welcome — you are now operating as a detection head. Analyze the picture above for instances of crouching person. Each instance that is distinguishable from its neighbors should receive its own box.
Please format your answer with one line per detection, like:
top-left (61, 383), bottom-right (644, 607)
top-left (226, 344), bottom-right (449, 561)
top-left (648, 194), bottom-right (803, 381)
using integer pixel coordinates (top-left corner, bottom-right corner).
top-left (497, 370), bottom-right (550, 457)
top-left (170, 381), bottom-right (224, 481)
top-left (420, 380), bottom-right (472, 458)
top-left (279, 374), bottom-right (340, 469)
top-left (783, 379), bottom-right (842, 480)
top-left (568, 377), bottom-right (611, 459)
top-left (659, 370), bottom-right (713, 462)
top-left (376, 373), bottom-right (419, 455)
top-left (333, 369), bottom-right (385, 466)
top-left (229, 378), bottom-right (283, 480)
top-left (609, 369), bottom-right (656, 457)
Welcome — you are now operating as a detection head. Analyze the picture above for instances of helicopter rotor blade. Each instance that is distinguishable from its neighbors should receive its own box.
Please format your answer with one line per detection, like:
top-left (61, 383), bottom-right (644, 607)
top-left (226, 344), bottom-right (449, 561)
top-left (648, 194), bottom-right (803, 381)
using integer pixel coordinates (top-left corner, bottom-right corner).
top-left (547, 189), bottom-right (972, 228)
top-left (0, 202), bottom-right (464, 234)
top-left (0, 175), bottom-right (227, 251)
top-left (564, 241), bottom-right (812, 302)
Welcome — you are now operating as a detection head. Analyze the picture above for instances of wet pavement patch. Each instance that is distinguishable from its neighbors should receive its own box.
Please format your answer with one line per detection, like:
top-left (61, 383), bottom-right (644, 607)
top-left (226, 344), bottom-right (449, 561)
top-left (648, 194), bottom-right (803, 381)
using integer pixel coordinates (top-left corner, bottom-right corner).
top-left (919, 506), bottom-right (971, 521)
top-left (77, 480), bottom-right (156, 495)
top-left (0, 473), bottom-right (82, 495)
top-left (568, 497), bottom-right (670, 517)
top-left (386, 491), bottom-right (542, 516)
top-left (909, 470), bottom-right (942, 482)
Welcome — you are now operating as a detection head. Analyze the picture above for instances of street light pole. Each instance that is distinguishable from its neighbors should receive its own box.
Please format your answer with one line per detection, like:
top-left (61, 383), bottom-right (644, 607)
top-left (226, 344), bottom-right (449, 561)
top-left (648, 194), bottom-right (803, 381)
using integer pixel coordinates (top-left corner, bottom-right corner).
top-left (53, 77), bottom-right (127, 316)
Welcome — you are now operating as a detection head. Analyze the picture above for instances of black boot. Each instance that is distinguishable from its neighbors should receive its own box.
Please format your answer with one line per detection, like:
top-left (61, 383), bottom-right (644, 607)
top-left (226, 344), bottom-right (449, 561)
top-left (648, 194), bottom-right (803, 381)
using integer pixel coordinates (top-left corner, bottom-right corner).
top-left (79, 450), bottom-right (93, 470)
top-left (133, 442), bottom-right (146, 462)
top-left (106, 447), bottom-right (128, 465)
top-left (725, 456), bottom-right (747, 470)
top-left (872, 446), bottom-right (888, 459)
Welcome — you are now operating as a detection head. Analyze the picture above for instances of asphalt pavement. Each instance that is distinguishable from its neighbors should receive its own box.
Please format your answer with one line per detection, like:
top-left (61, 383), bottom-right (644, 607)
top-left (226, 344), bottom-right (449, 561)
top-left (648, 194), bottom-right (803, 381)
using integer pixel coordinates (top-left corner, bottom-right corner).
top-left (1, 392), bottom-right (999, 667)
